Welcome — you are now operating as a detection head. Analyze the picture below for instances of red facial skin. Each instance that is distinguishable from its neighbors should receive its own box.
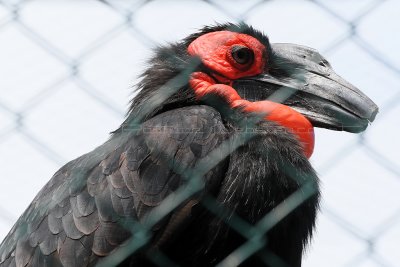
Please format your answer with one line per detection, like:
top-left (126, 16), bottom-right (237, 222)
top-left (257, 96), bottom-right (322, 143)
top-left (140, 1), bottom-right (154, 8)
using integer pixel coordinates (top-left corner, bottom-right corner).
top-left (188, 31), bottom-right (314, 158)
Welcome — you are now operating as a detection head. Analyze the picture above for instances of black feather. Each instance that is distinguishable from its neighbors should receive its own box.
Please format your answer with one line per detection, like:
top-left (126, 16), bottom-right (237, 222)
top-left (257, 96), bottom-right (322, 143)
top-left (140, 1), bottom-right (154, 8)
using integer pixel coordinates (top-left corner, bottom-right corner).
top-left (59, 238), bottom-right (91, 267)
top-left (0, 23), bottom-right (321, 267)
top-left (61, 212), bottom-right (84, 240)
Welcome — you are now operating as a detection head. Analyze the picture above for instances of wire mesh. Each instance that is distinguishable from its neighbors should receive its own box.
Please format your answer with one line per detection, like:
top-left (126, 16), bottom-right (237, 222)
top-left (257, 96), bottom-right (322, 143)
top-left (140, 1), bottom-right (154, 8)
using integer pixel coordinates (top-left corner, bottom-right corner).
top-left (0, 0), bottom-right (399, 266)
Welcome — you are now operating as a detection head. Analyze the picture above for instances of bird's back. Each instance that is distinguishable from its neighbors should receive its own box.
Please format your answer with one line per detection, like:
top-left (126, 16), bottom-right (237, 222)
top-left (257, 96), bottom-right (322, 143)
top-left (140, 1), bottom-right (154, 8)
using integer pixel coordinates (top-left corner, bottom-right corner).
top-left (0, 106), bottom-right (230, 267)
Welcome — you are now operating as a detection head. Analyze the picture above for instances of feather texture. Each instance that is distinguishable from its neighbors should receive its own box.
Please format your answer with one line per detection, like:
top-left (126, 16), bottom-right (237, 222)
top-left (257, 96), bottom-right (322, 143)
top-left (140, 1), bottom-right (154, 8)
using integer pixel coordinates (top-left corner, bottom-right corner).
top-left (0, 106), bottom-right (229, 267)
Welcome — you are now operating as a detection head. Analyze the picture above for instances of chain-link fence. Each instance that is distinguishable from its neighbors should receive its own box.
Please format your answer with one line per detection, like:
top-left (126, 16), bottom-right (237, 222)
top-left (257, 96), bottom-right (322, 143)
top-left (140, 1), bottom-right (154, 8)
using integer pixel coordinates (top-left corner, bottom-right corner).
top-left (0, 0), bottom-right (399, 266)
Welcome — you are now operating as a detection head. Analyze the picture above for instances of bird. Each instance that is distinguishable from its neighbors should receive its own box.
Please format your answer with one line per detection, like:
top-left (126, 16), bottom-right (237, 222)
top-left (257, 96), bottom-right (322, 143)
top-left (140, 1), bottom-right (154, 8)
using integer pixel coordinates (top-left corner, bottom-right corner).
top-left (0, 23), bottom-right (378, 267)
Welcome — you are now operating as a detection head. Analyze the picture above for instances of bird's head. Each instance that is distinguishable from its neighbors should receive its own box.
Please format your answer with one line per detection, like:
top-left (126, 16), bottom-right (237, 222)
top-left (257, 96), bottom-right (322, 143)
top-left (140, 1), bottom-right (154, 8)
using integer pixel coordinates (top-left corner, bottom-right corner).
top-left (184, 23), bottom-right (378, 133)
top-left (127, 23), bottom-right (378, 142)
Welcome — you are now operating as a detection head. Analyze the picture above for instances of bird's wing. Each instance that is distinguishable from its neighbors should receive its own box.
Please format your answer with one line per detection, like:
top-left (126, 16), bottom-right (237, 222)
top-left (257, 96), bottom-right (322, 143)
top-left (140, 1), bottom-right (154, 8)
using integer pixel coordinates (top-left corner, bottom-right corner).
top-left (0, 105), bottom-right (229, 267)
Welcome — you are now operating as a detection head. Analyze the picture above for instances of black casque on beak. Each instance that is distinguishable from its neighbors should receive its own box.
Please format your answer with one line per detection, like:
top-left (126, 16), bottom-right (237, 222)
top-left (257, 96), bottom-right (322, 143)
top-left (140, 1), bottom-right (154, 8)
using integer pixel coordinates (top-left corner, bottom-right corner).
top-left (233, 43), bottom-right (379, 133)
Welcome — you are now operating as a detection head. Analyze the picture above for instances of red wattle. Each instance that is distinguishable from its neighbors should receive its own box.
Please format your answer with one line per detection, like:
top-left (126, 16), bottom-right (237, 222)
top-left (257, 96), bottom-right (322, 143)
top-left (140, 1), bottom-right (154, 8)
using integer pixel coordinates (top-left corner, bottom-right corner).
top-left (233, 100), bottom-right (315, 158)
top-left (189, 72), bottom-right (315, 158)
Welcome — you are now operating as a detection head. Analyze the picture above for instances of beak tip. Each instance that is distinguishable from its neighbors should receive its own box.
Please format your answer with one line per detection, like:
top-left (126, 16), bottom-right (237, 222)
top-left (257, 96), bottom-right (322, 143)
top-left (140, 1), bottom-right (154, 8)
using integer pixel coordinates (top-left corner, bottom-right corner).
top-left (369, 105), bottom-right (379, 123)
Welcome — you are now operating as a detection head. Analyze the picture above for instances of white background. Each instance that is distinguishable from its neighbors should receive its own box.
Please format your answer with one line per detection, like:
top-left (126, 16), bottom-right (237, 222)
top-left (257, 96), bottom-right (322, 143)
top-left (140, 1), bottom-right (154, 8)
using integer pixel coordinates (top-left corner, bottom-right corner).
top-left (0, 0), bottom-right (399, 266)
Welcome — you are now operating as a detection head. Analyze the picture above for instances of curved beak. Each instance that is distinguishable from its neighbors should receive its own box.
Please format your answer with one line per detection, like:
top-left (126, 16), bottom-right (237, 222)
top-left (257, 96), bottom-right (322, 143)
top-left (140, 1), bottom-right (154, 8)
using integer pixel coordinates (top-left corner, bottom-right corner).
top-left (233, 43), bottom-right (379, 133)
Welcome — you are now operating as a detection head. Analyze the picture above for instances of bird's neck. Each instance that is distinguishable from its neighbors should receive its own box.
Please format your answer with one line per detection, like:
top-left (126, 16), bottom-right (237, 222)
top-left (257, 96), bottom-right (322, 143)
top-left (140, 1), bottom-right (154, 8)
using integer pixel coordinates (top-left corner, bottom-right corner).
top-left (233, 100), bottom-right (315, 158)
top-left (189, 73), bottom-right (315, 158)
top-left (206, 129), bottom-right (319, 266)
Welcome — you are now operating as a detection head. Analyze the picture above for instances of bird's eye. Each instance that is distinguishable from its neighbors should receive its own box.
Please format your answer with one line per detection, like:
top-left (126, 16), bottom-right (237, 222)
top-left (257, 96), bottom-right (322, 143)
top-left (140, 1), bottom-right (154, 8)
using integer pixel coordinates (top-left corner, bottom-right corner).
top-left (230, 45), bottom-right (254, 67)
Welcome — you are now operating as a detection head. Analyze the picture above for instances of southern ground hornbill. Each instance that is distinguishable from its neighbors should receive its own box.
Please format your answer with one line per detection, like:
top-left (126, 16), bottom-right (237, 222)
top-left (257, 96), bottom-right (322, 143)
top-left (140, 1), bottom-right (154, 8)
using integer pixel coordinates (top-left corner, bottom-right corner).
top-left (0, 23), bottom-right (378, 267)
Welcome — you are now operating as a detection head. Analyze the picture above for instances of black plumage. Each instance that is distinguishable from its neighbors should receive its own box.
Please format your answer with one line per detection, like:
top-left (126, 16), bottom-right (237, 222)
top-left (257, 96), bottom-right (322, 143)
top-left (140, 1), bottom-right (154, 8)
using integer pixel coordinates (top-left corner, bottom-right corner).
top-left (0, 22), bottom-right (378, 267)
